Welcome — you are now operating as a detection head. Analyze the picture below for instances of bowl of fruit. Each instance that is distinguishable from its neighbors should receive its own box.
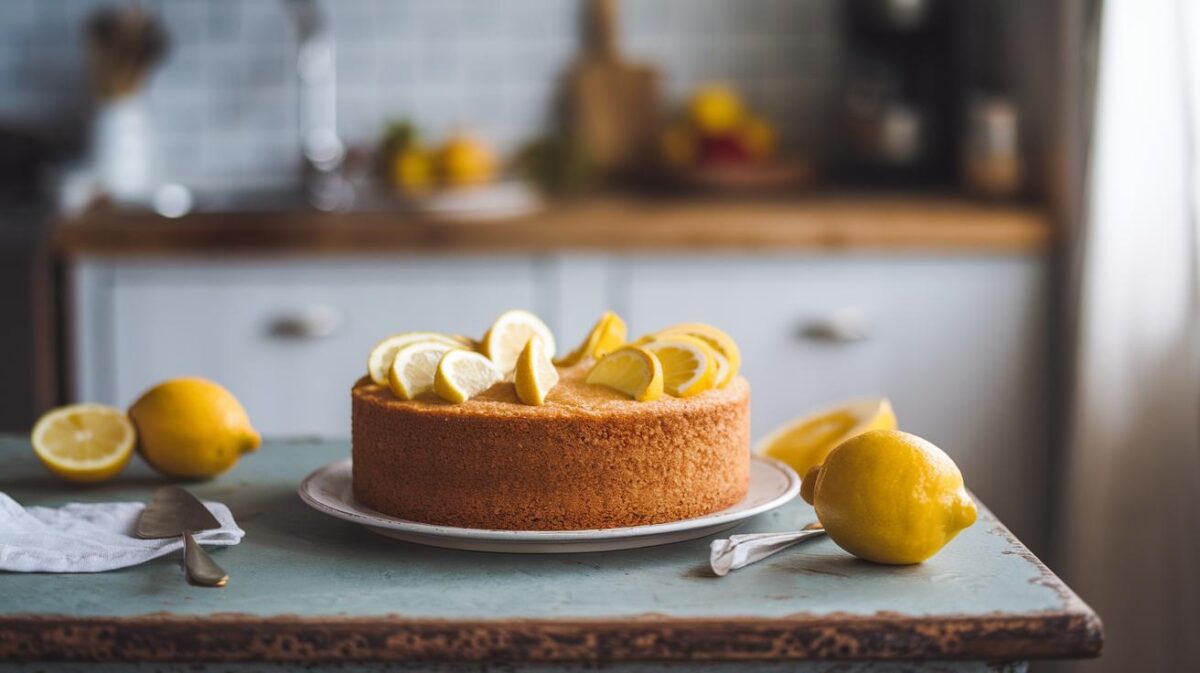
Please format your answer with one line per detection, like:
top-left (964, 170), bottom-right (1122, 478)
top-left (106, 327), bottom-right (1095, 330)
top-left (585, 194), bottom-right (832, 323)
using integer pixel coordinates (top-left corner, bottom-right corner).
top-left (659, 84), bottom-right (814, 194)
top-left (380, 121), bottom-right (542, 222)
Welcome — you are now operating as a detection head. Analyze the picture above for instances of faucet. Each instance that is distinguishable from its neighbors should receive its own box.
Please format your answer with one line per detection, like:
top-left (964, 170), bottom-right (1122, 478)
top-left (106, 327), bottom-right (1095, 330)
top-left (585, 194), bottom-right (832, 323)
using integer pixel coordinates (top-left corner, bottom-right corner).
top-left (284, 0), bottom-right (353, 211)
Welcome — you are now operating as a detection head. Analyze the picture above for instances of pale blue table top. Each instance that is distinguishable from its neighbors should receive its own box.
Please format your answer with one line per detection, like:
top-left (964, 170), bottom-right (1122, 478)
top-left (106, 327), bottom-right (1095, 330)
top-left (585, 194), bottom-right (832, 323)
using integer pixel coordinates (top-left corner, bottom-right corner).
top-left (0, 437), bottom-right (1100, 664)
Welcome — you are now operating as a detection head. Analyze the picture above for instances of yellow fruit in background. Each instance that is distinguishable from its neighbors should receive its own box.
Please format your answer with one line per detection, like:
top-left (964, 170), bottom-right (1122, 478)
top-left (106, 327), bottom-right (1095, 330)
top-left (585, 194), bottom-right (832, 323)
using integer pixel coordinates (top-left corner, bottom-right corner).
top-left (739, 115), bottom-right (777, 160)
top-left (128, 378), bottom-right (260, 480)
top-left (659, 123), bottom-right (698, 168)
top-left (438, 133), bottom-right (496, 186)
top-left (688, 84), bottom-right (745, 135)
top-left (801, 429), bottom-right (977, 565)
top-left (757, 398), bottom-right (896, 478)
top-left (392, 146), bottom-right (435, 195)
top-left (31, 404), bottom-right (136, 483)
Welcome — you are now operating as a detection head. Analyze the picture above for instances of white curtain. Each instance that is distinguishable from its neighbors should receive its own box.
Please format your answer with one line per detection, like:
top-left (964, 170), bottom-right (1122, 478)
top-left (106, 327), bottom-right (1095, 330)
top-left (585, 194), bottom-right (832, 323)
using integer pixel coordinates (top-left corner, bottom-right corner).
top-left (1057, 0), bottom-right (1200, 670)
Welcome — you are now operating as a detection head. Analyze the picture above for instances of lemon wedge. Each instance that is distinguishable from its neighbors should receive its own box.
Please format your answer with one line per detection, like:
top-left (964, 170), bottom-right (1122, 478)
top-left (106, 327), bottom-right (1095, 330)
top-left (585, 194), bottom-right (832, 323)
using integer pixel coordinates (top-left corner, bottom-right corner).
top-left (31, 404), bottom-right (136, 483)
top-left (481, 309), bottom-right (556, 374)
top-left (434, 349), bottom-right (503, 404)
top-left (554, 311), bottom-right (627, 367)
top-left (757, 398), bottom-right (897, 477)
top-left (585, 346), bottom-right (664, 402)
top-left (367, 332), bottom-right (472, 386)
top-left (647, 323), bottom-right (741, 387)
top-left (388, 340), bottom-right (462, 400)
top-left (640, 334), bottom-right (718, 397)
top-left (515, 336), bottom-right (560, 406)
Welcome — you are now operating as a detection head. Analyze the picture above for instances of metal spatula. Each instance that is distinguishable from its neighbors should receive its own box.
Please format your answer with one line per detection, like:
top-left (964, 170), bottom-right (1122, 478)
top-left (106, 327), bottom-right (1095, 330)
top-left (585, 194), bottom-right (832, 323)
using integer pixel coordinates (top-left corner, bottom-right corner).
top-left (137, 486), bottom-right (228, 587)
top-left (710, 521), bottom-right (827, 576)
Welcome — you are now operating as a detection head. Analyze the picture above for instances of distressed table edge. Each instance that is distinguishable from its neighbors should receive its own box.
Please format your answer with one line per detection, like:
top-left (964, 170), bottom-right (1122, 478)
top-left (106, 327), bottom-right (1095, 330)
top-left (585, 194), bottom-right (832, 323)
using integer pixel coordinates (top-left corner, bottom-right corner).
top-left (0, 609), bottom-right (1102, 663)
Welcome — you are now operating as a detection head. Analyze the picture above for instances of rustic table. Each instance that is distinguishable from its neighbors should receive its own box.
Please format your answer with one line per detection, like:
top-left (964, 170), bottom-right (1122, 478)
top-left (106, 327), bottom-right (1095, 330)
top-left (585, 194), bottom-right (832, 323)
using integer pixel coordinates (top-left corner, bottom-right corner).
top-left (0, 437), bottom-right (1101, 672)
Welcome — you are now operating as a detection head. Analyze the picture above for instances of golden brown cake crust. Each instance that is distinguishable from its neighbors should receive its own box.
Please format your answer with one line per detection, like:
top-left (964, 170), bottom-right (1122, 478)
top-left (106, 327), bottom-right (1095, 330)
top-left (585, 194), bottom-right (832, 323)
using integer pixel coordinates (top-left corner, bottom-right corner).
top-left (351, 365), bottom-right (750, 530)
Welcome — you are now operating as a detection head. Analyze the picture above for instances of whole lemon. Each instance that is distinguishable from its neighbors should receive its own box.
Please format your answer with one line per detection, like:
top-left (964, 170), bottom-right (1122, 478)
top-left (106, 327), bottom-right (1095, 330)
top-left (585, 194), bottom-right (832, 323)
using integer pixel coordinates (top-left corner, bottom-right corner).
top-left (738, 116), bottom-right (777, 161)
top-left (688, 85), bottom-right (745, 135)
top-left (438, 133), bottom-right (496, 187)
top-left (128, 378), bottom-right (260, 479)
top-left (800, 429), bottom-right (977, 565)
top-left (391, 146), bottom-right (435, 195)
top-left (659, 123), bottom-right (698, 169)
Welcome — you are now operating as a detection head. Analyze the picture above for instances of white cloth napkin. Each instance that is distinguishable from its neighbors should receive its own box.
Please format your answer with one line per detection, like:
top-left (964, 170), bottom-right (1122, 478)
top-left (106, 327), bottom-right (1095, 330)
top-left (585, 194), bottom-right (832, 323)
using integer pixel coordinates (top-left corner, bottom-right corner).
top-left (0, 491), bottom-right (244, 573)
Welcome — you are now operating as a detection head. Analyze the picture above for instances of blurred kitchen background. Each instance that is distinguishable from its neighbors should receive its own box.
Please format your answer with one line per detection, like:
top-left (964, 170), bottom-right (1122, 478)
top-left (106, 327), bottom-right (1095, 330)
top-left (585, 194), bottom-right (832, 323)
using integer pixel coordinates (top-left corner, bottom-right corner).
top-left (0, 0), bottom-right (1069, 546)
top-left (0, 2), bottom-right (1196, 671)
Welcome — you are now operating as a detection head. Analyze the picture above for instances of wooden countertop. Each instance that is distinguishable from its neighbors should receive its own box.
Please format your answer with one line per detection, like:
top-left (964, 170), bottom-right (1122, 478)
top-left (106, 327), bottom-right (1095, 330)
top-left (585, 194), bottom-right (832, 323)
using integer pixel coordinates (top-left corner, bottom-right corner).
top-left (0, 437), bottom-right (1101, 665)
top-left (53, 194), bottom-right (1053, 257)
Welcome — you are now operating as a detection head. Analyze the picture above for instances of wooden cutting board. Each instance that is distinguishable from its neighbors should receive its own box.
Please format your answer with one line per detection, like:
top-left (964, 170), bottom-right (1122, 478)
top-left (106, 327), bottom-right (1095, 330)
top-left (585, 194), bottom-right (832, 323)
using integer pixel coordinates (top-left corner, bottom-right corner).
top-left (563, 0), bottom-right (660, 178)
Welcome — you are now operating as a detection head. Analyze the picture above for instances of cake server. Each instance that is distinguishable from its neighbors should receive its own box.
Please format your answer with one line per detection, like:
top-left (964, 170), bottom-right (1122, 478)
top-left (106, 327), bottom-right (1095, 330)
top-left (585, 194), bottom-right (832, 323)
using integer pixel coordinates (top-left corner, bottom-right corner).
top-left (137, 486), bottom-right (228, 587)
top-left (709, 521), bottom-right (825, 576)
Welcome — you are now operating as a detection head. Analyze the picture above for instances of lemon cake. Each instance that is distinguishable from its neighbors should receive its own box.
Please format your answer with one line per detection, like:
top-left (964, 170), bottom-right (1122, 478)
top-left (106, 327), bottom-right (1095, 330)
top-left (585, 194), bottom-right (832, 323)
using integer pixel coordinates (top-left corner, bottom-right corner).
top-left (351, 365), bottom-right (750, 530)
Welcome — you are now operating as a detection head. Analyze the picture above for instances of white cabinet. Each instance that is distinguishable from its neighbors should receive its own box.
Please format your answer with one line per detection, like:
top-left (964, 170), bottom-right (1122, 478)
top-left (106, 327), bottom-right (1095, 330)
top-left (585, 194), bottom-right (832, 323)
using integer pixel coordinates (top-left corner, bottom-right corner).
top-left (618, 255), bottom-right (1048, 544)
top-left (72, 257), bottom-right (543, 437)
top-left (70, 251), bottom-right (1048, 546)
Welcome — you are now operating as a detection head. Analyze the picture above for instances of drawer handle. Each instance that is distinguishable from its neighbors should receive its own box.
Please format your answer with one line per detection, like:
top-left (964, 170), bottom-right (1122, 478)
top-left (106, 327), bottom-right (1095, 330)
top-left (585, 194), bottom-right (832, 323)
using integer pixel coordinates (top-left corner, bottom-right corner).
top-left (269, 305), bottom-right (342, 339)
top-left (800, 308), bottom-right (870, 343)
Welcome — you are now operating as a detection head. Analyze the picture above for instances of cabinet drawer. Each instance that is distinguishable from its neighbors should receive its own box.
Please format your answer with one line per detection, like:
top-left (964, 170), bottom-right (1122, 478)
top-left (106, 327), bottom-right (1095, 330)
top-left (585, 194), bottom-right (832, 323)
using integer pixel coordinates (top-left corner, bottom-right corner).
top-left (619, 256), bottom-right (897, 437)
top-left (76, 258), bottom-right (542, 437)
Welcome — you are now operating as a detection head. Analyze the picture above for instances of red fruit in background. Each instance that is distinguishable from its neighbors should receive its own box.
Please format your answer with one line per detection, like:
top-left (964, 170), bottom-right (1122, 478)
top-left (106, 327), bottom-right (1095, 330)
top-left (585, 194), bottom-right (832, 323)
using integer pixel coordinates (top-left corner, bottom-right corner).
top-left (699, 134), bottom-right (751, 165)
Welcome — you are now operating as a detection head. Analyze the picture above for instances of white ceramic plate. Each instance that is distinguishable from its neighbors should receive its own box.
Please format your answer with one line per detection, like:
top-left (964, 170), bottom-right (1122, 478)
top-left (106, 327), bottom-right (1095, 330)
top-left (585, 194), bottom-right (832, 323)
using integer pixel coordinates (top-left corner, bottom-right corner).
top-left (298, 456), bottom-right (799, 553)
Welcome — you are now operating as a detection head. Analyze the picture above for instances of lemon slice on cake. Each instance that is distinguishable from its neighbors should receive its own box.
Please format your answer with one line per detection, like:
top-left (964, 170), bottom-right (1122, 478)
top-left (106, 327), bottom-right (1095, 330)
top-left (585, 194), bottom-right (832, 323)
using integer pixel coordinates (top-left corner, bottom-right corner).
top-left (757, 398), bottom-right (896, 477)
top-left (31, 404), bottom-right (136, 483)
top-left (640, 334), bottom-right (718, 398)
top-left (515, 336), bottom-right (560, 406)
top-left (434, 349), bottom-right (503, 404)
top-left (388, 340), bottom-right (462, 400)
top-left (367, 332), bottom-right (471, 385)
top-left (481, 309), bottom-right (556, 374)
top-left (644, 323), bottom-right (740, 387)
top-left (586, 346), bottom-right (664, 402)
top-left (554, 311), bottom-right (627, 367)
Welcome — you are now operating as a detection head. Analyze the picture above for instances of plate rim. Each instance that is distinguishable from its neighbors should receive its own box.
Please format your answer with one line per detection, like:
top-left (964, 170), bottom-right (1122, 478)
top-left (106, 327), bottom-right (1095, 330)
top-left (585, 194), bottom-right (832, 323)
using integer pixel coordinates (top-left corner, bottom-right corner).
top-left (298, 455), bottom-right (799, 543)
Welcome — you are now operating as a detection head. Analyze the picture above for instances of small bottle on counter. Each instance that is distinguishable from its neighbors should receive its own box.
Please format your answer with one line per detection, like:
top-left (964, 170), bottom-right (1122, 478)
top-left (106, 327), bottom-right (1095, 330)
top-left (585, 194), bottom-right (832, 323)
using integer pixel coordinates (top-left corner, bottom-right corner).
top-left (961, 96), bottom-right (1023, 200)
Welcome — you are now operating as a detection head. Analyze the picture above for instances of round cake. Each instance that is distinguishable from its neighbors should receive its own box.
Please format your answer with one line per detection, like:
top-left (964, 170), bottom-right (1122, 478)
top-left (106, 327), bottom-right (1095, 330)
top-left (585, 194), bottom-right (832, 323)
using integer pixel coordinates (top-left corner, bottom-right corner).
top-left (351, 365), bottom-right (750, 530)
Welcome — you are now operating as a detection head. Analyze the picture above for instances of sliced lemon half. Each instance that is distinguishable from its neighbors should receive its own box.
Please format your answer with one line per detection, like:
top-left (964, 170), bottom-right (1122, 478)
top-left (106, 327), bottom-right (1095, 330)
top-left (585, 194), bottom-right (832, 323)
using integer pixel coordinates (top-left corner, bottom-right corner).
top-left (388, 340), bottom-right (462, 400)
top-left (434, 349), bottom-right (503, 404)
top-left (585, 346), bottom-right (664, 402)
top-left (554, 311), bottom-right (627, 367)
top-left (481, 309), bottom-right (556, 374)
top-left (31, 404), bottom-right (136, 483)
top-left (515, 335), bottom-right (560, 406)
top-left (367, 332), bottom-right (472, 386)
top-left (756, 398), bottom-right (897, 477)
top-left (640, 334), bottom-right (718, 398)
top-left (647, 323), bottom-right (741, 387)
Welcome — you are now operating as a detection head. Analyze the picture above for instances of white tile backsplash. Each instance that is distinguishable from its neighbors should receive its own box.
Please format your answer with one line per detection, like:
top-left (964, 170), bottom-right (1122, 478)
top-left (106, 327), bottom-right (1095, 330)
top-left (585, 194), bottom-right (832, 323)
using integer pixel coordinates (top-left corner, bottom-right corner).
top-left (0, 0), bottom-right (841, 192)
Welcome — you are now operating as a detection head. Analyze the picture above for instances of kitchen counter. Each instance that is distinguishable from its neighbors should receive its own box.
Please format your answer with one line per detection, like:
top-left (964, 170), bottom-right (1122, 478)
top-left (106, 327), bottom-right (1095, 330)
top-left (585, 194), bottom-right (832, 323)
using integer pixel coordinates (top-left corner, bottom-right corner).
top-left (0, 437), bottom-right (1100, 670)
top-left (53, 194), bottom-right (1053, 258)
